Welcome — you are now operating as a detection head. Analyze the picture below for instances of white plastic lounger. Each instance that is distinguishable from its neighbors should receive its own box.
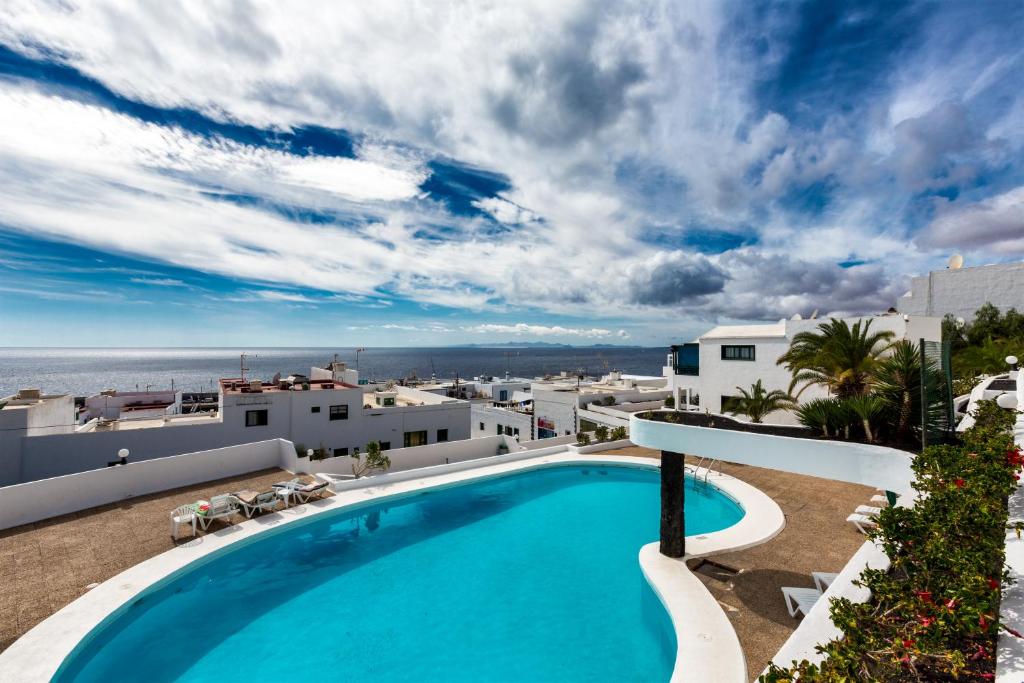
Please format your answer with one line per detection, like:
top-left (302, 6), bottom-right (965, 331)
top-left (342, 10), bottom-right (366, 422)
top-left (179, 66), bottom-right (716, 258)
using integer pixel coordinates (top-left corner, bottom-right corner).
top-left (196, 494), bottom-right (241, 530)
top-left (855, 505), bottom-right (883, 516)
top-left (232, 490), bottom-right (280, 518)
top-left (847, 512), bottom-right (877, 534)
top-left (272, 478), bottom-right (329, 504)
top-left (781, 587), bottom-right (822, 617)
top-left (812, 572), bottom-right (840, 592)
top-left (870, 494), bottom-right (889, 504)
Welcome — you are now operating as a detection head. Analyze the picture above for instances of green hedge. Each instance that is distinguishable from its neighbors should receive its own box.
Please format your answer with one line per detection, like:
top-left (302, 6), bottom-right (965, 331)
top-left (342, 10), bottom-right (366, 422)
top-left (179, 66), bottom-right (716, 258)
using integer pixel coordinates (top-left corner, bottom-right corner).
top-left (762, 400), bottom-right (1020, 682)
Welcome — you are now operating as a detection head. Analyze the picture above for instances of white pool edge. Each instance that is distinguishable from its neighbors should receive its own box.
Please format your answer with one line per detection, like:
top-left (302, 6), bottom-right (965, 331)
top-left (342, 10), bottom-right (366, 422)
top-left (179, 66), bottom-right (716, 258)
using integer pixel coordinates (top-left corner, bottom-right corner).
top-left (0, 451), bottom-right (783, 682)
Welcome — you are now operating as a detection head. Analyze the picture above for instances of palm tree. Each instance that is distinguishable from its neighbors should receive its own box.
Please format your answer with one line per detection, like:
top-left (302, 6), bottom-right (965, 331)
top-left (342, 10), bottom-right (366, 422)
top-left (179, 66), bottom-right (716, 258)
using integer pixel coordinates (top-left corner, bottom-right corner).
top-left (955, 336), bottom-right (1024, 378)
top-left (726, 380), bottom-right (795, 423)
top-left (795, 398), bottom-right (839, 437)
top-left (777, 319), bottom-right (895, 399)
top-left (845, 395), bottom-right (885, 443)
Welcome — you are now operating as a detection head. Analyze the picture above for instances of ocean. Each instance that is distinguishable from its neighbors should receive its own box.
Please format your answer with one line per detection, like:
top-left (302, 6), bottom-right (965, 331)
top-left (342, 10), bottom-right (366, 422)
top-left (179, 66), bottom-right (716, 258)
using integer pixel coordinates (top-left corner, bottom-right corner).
top-left (0, 347), bottom-right (669, 398)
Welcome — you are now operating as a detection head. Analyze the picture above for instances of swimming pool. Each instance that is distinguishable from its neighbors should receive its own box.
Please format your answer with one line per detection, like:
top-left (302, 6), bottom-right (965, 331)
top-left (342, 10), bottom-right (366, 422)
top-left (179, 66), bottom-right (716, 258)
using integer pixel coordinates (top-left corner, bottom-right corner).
top-left (56, 464), bottom-right (744, 682)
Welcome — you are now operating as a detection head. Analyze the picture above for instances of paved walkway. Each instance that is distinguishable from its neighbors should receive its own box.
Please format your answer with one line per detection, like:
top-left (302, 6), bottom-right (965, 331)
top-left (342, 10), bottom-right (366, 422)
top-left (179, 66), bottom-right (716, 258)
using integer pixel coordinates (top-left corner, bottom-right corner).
top-left (599, 446), bottom-right (874, 680)
top-left (0, 468), bottom-right (325, 652)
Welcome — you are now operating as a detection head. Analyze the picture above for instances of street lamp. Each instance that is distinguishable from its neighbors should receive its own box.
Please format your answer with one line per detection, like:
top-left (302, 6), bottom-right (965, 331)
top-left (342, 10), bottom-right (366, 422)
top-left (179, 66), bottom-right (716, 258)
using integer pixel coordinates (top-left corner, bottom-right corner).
top-left (108, 448), bottom-right (129, 467)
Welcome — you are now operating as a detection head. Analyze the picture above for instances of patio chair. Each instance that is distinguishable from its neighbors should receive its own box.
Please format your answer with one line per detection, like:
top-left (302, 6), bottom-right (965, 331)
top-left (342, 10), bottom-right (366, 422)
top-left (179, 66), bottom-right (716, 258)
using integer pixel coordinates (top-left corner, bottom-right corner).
top-left (170, 503), bottom-right (197, 538)
top-left (781, 586), bottom-right (822, 617)
top-left (272, 477), bottom-right (329, 504)
top-left (812, 572), bottom-right (840, 592)
top-left (232, 490), bottom-right (280, 518)
top-left (847, 512), bottom-right (877, 534)
top-left (196, 494), bottom-right (241, 530)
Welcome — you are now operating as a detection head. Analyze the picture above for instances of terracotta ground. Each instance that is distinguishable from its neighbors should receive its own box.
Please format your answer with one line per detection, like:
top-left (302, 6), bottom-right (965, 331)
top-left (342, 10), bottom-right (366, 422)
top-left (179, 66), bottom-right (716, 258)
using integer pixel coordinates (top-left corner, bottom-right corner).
top-left (599, 446), bottom-right (874, 680)
top-left (0, 468), bottom-right (329, 652)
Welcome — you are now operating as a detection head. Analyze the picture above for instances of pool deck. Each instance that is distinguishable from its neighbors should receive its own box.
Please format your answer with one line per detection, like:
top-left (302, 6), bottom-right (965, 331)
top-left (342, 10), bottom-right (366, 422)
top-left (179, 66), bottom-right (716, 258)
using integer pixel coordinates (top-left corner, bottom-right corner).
top-left (597, 446), bottom-right (874, 681)
top-left (0, 468), bottom-right (325, 653)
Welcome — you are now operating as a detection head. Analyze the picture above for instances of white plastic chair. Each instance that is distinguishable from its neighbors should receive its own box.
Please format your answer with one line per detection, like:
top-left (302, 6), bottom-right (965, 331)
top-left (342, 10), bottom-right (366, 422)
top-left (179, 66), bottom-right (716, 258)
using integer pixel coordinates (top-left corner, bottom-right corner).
top-left (196, 494), bottom-right (241, 530)
top-left (170, 504), bottom-right (197, 538)
top-left (812, 572), bottom-right (839, 592)
top-left (781, 587), bottom-right (822, 617)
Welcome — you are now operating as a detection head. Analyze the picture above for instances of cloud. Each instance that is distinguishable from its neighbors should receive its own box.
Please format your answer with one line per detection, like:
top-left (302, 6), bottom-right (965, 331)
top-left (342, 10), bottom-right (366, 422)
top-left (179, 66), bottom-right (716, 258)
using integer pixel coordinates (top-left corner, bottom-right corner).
top-left (130, 277), bottom-right (186, 287)
top-left (626, 252), bottom-right (728, 305)
top-left (466, 323), bottom-right (617, 338)
top-left (918, 186), bottom-right (1024, 253)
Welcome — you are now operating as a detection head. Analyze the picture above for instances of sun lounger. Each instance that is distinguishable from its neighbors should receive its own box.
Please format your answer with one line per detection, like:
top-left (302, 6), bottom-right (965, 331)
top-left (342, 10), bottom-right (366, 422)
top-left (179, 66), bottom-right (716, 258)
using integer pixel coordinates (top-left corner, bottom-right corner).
top-left (870, 494), bottom-right (889, 504)
top-left (170, 504), bottom-right (198, 538)
top-left (272, 478), bottom-right (329, 504)
top-left (855, 505), bottom-right (883, 516)
top-left (781, 586), bottom-right (822, 617)
top-left (232, 490), bottom-right (280, 518)
top-left (812, 572), bottom-right (839, 592)
top-left (847, 512), bottom-right (877, 534)
top-left (196, 494), bottom-right (241, 530)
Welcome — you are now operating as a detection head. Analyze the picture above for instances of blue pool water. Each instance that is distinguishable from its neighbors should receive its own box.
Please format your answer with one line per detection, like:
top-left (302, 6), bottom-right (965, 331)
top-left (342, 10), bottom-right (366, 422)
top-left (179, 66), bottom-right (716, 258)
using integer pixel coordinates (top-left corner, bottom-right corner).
top-left (56, 465), bottom-right (744, 682)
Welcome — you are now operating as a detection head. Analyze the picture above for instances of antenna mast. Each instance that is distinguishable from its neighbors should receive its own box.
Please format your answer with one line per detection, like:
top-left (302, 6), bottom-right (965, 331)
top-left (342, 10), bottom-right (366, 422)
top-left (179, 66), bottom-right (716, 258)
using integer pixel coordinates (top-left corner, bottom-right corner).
top-left (240, 353), bottom-right (253, 382)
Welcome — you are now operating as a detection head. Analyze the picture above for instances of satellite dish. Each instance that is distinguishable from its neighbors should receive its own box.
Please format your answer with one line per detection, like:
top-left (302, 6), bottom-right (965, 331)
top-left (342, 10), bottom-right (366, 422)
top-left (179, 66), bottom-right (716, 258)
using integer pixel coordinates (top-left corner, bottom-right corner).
top-left (948, 254), bottom-right (964, 270)
top-left (272, 372), bottom-right (281, 384)
top-left (791, 313), bottom-right (803, 320)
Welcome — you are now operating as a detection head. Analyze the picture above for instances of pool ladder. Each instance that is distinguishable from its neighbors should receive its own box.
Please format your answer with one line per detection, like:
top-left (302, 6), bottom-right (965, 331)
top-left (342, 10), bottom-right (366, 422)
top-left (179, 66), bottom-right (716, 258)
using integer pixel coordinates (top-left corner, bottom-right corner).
top-left (685, 457), bottom-right (719, 487)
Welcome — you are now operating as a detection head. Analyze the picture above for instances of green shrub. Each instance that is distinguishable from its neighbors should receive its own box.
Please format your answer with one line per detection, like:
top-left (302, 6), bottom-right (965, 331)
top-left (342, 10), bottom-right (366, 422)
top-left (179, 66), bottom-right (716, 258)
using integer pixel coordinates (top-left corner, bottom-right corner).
top-left (576, 432), bottom-right (591, 446)
top-left (664, 395), bottom-right (675, 408)
top-left (594, 425), bottom-right (609, 443)
top-left (762, 399), bottom-right (1019, 682)
top-left (610, 426), bottom-right (627, 441)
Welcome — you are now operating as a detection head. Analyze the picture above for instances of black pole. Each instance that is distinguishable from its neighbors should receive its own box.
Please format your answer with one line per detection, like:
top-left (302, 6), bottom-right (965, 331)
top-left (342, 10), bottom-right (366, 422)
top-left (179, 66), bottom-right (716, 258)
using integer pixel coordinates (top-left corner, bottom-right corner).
top-left (660, 450), bottom-right (686, 557)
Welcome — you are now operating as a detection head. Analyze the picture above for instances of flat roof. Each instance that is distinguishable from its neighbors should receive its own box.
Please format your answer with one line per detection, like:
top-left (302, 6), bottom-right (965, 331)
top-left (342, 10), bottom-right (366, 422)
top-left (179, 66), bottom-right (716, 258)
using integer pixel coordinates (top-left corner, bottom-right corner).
top-left (700, 322), bottom-right (787, 339)
top-left (219, 378), bottom-right (360, 394)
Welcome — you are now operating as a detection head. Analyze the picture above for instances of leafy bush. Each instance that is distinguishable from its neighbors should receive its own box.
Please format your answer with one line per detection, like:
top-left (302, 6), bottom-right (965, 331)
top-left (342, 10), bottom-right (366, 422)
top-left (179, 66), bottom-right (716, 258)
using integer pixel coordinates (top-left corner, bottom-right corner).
top-left (351, 441), bottom-right (391, 478)
top-left (610, 426), bottom-right (627, 441)
top-left (575, 432), bottom-right (591, 446)
top-left (726, 380), bottom-right (795, 423)
top-left (594, 425), bottom-right (609, 442)
top-left (796, 398), bottom-right (842, 437)
top-left (762, 400), bottom-right (1020, 682)
top-left (602, 395), bottom-right (617, 406)
top-left (664, 395), bottom-right (675, 408)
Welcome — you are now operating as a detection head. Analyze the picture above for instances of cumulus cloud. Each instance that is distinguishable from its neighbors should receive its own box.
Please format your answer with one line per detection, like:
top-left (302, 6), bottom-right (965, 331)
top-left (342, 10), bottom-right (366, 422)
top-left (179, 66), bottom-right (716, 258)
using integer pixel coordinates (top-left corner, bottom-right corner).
top-left (0, 0), bottom-right (1020, 341)
top-left (466, 323), bottom-right (617, 338)
top-left (918, 187), bottom-right (1024, 254)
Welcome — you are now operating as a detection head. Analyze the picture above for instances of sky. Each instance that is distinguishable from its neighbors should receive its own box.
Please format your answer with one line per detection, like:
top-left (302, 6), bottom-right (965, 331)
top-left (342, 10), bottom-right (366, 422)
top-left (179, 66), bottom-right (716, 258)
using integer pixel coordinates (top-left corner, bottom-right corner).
top-left (0, 1), bottom-right (1021, 348)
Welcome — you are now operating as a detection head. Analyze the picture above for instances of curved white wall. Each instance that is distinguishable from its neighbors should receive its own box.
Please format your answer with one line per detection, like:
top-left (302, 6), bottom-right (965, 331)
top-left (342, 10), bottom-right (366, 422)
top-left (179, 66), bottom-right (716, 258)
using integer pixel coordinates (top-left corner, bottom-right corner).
top-left (630, 415), bottom-right (916, 494)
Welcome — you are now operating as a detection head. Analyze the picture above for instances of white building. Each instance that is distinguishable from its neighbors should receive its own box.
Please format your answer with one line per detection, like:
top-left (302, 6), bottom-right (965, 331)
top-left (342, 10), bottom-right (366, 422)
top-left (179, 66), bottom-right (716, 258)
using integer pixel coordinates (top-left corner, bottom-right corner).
top-left (82, 389), bottom-right (182, 423)
top-left (531, 371), bottom-right (670, 438)
top-left (1, 366), bottom-right (471, 485)
top-left (0, 389), bottom-right (76, 484)
top-left (665, 313), bottom-right (943, 425)
top-left (897, 260), bottom-right (1024, 320)
top-left (471, 403), bottom-right (533, 441)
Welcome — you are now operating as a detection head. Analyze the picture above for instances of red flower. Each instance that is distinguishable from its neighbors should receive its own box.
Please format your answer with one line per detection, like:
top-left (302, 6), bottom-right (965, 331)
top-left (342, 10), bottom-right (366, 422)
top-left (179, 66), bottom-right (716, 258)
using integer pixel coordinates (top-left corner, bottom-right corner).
top-left (955, 478), bottom-right (965, 488)
top-left (915, 590), bottom-right (933, 603)
top-left (980, 614), bottom-right (989, 629)
top-left (945, 597), bottom-right (959, 610)
top-left (989, 578), bottom-right (1001, 591)
top-left (919, 615), bottom-right (935, 627)
top-left (902, 638), bottom-right (914, 648)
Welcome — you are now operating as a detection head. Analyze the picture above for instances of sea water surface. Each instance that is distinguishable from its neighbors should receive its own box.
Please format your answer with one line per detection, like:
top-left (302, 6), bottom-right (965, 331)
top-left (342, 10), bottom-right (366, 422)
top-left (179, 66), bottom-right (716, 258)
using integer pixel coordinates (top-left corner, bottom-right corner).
top-left (57, 465), bottom-right (743, 683)
top-left (0, 346), bottom-right (667, 397)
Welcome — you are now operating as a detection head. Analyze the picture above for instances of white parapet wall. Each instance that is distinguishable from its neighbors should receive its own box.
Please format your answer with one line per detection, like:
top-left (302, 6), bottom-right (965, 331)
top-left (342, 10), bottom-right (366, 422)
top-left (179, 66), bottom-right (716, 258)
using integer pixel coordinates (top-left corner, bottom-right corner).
top-left (629, 414), bottom-right (916, 494)
top-left (997, 370), bottom-right (1024, 681)
top-left (0, 439), bottom-right (295, 531)
top-left (292, 434), bottom-right (519, 476)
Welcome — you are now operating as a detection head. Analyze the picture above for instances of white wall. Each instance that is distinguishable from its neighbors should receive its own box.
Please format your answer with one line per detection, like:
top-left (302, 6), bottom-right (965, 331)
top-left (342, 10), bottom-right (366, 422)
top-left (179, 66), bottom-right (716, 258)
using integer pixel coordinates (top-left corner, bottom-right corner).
top-left (0, 439), bottom-right (293, 531)
top-left (297, 434), bottom-right (520, 476)
top-left (898, 262), bottom-right (1024, 320)
top-left (630, 414), bottom-right (916, 494)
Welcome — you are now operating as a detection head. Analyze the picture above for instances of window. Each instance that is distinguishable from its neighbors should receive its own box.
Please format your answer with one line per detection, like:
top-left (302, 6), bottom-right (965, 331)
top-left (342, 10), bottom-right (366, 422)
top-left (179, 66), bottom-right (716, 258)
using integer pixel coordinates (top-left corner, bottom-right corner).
top-left (245, 409), bottom-right (268, 427)
top-left (479, 421), bottom-right (485, 431)
top-left (333, 447), bottom-right (349, 457)
top-left (329, 404), bottom-right (349, 421)
top-left (721, 345), bottom-right (755, 361)
top-left (498, 390), bottom-right (508, 401)
top-left (310, 406), bottom-right (321, 414)
top-left (497, 424), bottom-right (503, 435)
top-left (437, 428), bottom-right (449, 442)
top-left (671, 343), bottom-right (700, 376)
top-left (513, 427), bottom-right (520, 436)
top-left (372, 441), bottom-right (391, 452)
top-left (404, 430), bottom-right (428, 448)
top-left (504, 425), bottom-right (513, 436)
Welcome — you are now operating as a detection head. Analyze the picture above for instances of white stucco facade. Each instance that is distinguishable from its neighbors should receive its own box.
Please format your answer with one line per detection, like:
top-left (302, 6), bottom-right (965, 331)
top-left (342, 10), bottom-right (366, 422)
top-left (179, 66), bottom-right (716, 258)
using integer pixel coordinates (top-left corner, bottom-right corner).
top-left (666, 314), bottom-right (943, 425)
top-left (898, 261), bottom-right (1024, 320)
